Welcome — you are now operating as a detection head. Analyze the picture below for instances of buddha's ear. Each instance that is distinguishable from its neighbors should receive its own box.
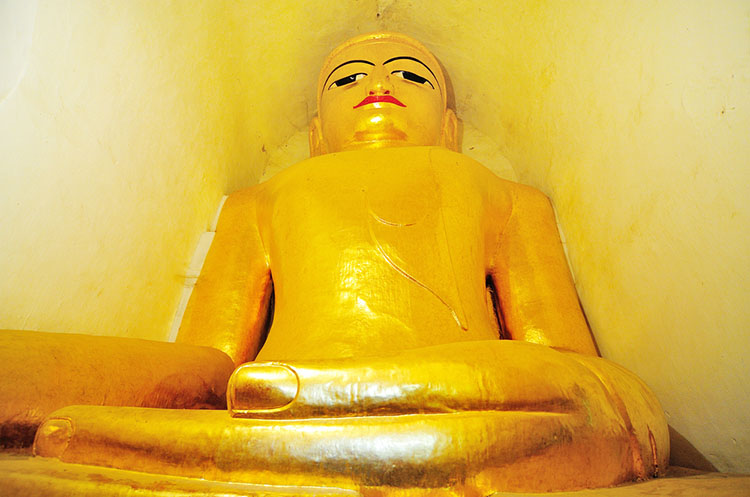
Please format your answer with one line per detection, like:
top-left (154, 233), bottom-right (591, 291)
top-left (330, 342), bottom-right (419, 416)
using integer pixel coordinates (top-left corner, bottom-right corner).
top-left (309, 116), bottom-right (327, 157)
top-left (440, 108), bottom-right (459, 152)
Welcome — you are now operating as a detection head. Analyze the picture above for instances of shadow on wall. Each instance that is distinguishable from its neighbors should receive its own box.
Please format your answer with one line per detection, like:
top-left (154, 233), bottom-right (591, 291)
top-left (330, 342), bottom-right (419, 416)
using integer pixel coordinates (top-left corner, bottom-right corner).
top-left (669, 426), bottom-right (716, 472)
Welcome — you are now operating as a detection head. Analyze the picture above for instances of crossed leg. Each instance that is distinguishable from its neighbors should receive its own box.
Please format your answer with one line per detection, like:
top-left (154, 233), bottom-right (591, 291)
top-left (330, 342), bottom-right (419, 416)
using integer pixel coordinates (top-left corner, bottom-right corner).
top-left (34, 341), bottom-right (668, 494)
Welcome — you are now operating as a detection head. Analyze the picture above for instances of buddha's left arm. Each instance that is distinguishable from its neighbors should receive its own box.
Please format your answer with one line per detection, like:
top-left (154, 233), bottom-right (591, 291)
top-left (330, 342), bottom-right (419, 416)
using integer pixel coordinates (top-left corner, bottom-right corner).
top-left (488, 184), bottom-right (598, 355)
top-left (177, 187), bottom-right (273, 366)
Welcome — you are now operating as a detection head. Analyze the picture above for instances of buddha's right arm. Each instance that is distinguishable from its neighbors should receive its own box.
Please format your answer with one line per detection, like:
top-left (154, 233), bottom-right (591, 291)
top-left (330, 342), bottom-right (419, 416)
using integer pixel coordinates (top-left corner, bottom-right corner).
top-left (177, 187), bottom-right (272, 366)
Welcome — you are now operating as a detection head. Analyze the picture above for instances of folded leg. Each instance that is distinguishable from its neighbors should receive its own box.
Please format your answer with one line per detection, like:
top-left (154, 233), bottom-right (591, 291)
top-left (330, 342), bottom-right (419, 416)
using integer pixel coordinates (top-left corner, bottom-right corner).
top-left (33, 341), bottom-right (668, 493)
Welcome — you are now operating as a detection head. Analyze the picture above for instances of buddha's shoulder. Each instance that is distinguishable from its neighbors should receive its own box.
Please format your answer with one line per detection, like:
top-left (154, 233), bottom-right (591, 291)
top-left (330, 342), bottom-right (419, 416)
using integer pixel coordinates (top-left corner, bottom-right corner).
top-left (268, 147), bottom-right (512, 183)
top-left (226, 147), bottom-right (541, 200)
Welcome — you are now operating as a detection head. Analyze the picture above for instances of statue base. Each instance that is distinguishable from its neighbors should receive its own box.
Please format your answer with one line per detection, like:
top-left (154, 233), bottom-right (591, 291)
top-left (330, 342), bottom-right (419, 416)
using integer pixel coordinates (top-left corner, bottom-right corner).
top-left (1, 454), bottom-right (748, 497)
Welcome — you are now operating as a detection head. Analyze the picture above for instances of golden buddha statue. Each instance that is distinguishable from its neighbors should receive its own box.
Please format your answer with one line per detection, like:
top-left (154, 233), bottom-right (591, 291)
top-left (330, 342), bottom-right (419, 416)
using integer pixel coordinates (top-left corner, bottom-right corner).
top-left (1, 32), bottom-right (668, 495)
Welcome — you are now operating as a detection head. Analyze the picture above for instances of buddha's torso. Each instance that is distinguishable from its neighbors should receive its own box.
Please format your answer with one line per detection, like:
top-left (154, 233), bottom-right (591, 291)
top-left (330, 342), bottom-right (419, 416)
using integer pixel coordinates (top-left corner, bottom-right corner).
top-left (254, 147), bottom-right (513, 361)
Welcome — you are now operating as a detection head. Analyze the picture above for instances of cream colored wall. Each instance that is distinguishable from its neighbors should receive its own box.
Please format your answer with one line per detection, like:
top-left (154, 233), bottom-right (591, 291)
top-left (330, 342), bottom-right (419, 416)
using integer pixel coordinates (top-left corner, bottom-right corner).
top-left (0, 1), bottom-right (377, 339)
top-left (0, 1), bottom-right (37, 102)
top-left (382, 0), bottom-right (749, 473)
top-left (1, 1), bottom-right (252, 339)
top-left (1, 0), bottom-right (747, 475)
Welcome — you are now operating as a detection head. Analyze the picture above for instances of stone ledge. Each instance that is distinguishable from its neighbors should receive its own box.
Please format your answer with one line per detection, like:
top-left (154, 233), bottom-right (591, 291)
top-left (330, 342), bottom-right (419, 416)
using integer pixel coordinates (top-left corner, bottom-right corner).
top-left (1, 454), bottom-right (748, 497)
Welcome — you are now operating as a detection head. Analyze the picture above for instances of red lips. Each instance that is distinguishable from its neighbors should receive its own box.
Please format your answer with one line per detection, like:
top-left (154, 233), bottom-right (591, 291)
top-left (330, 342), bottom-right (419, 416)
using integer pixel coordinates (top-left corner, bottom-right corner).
top-left (353, 95), bottom-right (406, 109)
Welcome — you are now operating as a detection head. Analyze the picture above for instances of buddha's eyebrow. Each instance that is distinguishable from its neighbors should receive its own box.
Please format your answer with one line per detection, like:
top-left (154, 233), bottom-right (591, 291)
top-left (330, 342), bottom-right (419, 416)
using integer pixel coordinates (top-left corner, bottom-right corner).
top-left (323, 59), bottom-right (375, 89)
top-left (383, 56), bottom-right (440, 89)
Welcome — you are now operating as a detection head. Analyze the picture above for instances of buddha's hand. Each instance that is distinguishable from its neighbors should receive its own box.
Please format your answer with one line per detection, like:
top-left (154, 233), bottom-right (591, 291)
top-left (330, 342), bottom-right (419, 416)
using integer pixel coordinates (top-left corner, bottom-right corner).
top-left (228, 340), bottom-right (661, 424)
top-left (228, 340), bottom-right (669, 481)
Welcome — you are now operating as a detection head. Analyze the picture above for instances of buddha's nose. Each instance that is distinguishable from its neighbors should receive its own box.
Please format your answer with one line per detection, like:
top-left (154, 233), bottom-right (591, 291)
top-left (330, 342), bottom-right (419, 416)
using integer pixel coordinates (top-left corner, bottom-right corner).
top-left (367, 72), bottom-right (394, 95)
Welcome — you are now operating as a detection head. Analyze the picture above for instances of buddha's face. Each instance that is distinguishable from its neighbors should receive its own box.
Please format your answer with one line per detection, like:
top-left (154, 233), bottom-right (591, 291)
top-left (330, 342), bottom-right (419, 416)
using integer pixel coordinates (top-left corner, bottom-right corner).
top-left (311, 35), bottom-right (457, 155)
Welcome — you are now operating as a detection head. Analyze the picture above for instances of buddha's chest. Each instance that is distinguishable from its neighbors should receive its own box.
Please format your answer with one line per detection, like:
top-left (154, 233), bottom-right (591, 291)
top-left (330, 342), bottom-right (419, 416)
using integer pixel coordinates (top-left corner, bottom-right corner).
top-left (257, 160), bottom-right (501, 357)
top-left (265, 159), bottom-right (486, 244)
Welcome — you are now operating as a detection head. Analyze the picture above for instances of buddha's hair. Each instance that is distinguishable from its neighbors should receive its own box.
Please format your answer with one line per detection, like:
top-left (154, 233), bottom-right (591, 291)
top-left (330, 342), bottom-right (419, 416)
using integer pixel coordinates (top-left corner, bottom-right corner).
top-left (316, 31), bottom-right (447, 111)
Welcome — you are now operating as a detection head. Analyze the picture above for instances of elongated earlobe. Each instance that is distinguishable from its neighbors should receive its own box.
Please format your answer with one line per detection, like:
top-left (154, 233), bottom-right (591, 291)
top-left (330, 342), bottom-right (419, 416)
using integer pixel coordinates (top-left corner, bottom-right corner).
top-left (440, 109), bottom-right (459, 152)
top-left (309, 116), bottom-right (327, 157)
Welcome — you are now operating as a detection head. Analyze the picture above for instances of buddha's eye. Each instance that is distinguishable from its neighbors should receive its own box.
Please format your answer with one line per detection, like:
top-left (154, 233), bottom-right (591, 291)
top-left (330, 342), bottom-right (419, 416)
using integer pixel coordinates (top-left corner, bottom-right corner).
top-left (391, 70), bottom-right (435, 89)
top-left (328, 73), bottom-right (366, 89)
